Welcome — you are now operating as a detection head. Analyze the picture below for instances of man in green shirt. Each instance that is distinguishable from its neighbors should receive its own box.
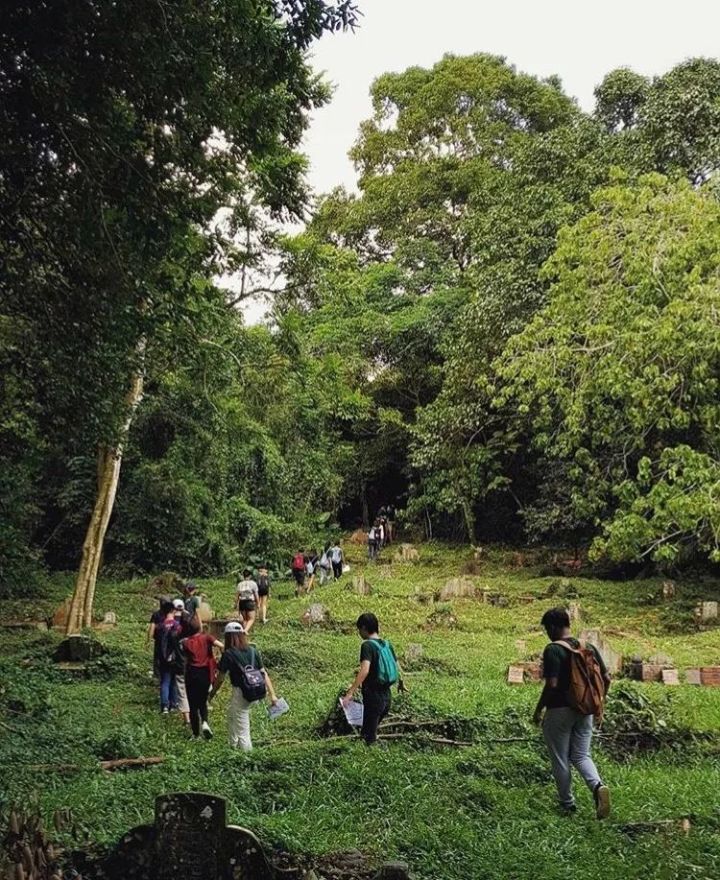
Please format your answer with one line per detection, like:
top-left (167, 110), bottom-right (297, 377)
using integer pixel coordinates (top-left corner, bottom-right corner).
top-left (533, 607), bottom-right (611, 818)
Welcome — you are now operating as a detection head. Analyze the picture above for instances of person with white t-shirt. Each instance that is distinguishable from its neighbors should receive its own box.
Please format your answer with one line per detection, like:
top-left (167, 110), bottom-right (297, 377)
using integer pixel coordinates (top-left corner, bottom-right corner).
top-left (235, 569), bottom-right (259, 633)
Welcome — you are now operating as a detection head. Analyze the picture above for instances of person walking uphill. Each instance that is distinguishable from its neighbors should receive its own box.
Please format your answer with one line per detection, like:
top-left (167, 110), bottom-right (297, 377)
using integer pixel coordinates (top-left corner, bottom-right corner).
top-left (533, 607), bottom-right (612, 819)
top-left (235, 569), bottom-right (259, 633)
top-left (209, 621), bottom-right (280, 751)
top-left (181, 617), bottom-right (224, 740)
top-left (342, 613), bottom-right (405, 745)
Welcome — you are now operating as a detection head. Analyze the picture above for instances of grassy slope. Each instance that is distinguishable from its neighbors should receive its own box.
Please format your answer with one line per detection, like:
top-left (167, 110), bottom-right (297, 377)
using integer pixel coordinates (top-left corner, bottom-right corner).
top-left (2, 543), bottom-right (720, 879)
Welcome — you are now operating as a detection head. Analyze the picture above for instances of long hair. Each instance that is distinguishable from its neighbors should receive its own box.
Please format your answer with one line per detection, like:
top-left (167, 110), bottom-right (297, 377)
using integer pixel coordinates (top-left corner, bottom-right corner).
top-left (224, 631), bottom-right (249, 651)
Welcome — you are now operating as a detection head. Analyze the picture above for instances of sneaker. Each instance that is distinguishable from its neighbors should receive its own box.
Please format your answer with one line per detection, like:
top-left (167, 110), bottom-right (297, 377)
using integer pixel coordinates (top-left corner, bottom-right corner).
top-left (560, 804), bottom-right (577, 817)
top-left (202, 721), bottom-right (213, 741)
top-left (162, 707), bottom-right (169, 715)
top-left (594, 784), bottom-right (611, 820)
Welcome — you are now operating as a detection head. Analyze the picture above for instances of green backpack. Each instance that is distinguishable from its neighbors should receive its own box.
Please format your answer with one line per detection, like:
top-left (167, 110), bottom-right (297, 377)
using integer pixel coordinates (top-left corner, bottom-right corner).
top-left (369, 639), bottom-right (399, 686)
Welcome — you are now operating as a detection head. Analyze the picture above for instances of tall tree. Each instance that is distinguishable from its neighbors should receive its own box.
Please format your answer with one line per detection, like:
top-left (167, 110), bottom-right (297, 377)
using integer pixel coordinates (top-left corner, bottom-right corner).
top-left (0, 0), bottom-right (358, 626)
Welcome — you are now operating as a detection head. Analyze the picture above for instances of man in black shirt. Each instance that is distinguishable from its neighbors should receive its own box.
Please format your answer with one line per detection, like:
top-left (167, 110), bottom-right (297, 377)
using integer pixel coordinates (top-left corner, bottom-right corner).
top-left (341, 612), bottom-right (405, 745)
top-left (533, 607), bottom-right (612, 818)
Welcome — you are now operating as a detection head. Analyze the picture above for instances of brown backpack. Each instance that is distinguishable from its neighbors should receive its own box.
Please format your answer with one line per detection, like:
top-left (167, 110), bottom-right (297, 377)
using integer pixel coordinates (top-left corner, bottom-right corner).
top-left (554, 640), bottom-right (607, 723)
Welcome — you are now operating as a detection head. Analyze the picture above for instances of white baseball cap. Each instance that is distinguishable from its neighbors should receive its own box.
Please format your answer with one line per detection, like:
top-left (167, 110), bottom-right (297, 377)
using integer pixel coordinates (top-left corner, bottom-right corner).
top-left (173, 599), bottom-right (184, 609)
top-left (224, 621), bottom-right (245, 634)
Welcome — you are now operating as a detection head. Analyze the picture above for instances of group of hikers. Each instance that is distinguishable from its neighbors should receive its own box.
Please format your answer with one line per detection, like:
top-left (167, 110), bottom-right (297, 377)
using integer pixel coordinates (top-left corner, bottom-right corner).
top-left (367, 504), bottom-right (395, 561)
top-left (290, 542), bottom-right (345, 596)
top-left (146, 546), bottom-right (613, 819)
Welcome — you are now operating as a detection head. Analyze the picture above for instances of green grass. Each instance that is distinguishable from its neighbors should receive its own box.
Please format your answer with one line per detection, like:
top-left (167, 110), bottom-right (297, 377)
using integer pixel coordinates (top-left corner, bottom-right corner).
top-left (2, 543), bottom-right (720, 879)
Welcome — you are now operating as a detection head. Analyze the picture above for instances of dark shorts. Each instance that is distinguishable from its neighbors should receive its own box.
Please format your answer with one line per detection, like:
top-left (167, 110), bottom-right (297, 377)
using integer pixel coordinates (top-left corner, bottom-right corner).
top-left (292, 569), bottom-right (305, 585)
top-left (238, 599), bottom-right (256, 612)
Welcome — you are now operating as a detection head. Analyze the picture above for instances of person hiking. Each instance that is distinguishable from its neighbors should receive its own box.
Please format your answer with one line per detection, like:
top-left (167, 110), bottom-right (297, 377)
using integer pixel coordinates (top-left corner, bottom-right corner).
top-left (184, 581), bottom-right (201, 619)
top-left (171, 598), bottom-right (191, 726)
top-left (367, 521), bottom-right (380, 561)
top-left (235, 569), bottom-right (259, 633)
top-left (156, 600), bottom-right (182, 714)
top-left (341, 612), bottom-right (406, 746)
top-left (147, 595), bottom-right (170, 678)
top-left (306, 551), bottom-right (319, 593)
top-left (291, 550), bottom-right (306, 596)
top-left (318, 545), bottom-right (332, 586)
top-left (533, 607), bottom-right (612, 819)
top-left (180, 616), bottom-right (224, 740)
top-left (256, 564), bottom-right (271, 624)
top-left (330, 542), bottom-right (344, 580)
top-left (208, 621), bottom-right (280, 751)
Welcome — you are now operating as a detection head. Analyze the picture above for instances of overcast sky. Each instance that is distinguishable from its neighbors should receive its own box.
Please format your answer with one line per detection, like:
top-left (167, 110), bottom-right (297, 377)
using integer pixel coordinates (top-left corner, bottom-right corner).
top-left (303, 0), bottom-right (720, 196)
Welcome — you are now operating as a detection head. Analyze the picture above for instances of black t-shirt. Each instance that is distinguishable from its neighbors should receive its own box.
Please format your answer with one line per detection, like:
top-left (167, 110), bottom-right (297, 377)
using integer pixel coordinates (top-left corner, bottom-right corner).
top-left (542, 638), bottom-right (607, 709)
top-left (219, 646), bottom-right (264, 689)
top-left (360, 638), bottom-right (396, 693)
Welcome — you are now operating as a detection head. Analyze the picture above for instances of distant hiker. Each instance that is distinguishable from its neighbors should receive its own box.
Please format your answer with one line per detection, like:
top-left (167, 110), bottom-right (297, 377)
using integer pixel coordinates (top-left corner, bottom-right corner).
top-left (209, 621), bottom-right (280, 751)
top-left (533, 607), bottom-right (612, 819)
top-left (330, 542), bottom-right (344, 580)
top-left (386, 504), bottom-right (396, 543)
top-left (318, 545), bottom-right (332, 586)
top-left (257, 564), bottom-right (271, 625)
top-left (184, 581), bottom-right (201, 619)
top-left (147, 596), bottom-right (170, 678)
top-left (235, 569), bottom-right (259, 633)
top-left (172, 598), bottom-right (191, 726)
top-left (156, 600), bottom-right (181, 714)
top-left (306, 551), bottom-right (319, 592)
top-left (341, 612), bottom-right (406, 746)
top-left (180, 617), bottom-right (223, 740)
top-left (367, 521), bottom-right (380, 561)
top-left (291, 551), bottom-right (306, 596)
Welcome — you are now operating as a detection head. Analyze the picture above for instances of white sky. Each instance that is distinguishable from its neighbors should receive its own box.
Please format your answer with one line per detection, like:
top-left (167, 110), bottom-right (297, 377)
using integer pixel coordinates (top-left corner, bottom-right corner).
top-left (239, 0), bottom-right (720, 321)
top-left (304, 0), bottom-right (720, 195)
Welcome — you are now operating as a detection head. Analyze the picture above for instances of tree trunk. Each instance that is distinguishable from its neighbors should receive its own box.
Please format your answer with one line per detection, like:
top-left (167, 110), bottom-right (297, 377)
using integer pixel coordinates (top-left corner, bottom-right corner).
top-left (361, 479), bottom-right (369, 528)
top-left (461, 498), bottom-right (476, 545)
top-left (66, 358), bottom-right (145, 635)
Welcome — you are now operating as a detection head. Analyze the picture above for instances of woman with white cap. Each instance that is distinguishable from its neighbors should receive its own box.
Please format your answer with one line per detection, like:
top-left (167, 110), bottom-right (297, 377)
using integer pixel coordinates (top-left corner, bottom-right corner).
top-left (208, 621), bottom-right (280, 751)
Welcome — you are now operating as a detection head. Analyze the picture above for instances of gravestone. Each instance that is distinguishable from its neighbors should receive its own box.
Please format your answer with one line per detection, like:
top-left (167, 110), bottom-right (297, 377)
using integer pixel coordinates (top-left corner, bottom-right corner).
top-left (517, 595), bottom-right (535, 605)
top-left (439, 577), bottom-right (475, 601)
top-left (53, 635), bottom-right (105, 663)
top-left (103, 793), bottom-right (272, 880)
top-left (661, 581), bottom-right (676, 600)
top-left (301, 603), bottom-right (329, 626)
top-left (376, 862), bottom-right (412, 880)
top-left (700, 666), bottom-right (720, 687)
top-left (695, 601), bottom-right (718, 622)
top-left (662, 669), bottom-right (680, 686)
top-left (579, 629), bottom-right (623, 675)
top-left (404, 643), bottom-right (424, 666)
top-left (353, 574), bottom-right (371, 596)
top-left (686, 668), bottom-right (702, 685)
top-left (568, 601), bottom-right (582, 622)
top-left (507, 666), bottom-right (525, 684)
top-left (395, 543), bottom-right (419, 562)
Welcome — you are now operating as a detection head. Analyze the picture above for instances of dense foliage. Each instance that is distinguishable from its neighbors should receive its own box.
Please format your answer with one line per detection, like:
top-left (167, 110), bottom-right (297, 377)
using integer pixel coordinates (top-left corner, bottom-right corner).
top-left (2, 23), bottom-right (720, 592)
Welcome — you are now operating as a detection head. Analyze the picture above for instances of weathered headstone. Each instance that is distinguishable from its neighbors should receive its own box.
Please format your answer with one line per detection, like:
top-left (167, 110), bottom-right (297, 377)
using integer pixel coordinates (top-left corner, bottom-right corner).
top-left (695, 601), bottom-right (718, 622)
top-left (700, 666), bottom-right (720, 687)
top-left (629, 661), bottom-right (664, 683)
top-left (579, 629), bottom-right (623, 675)
top-left (376, 862), bottom-right (412, 880)
top-left (302, 603), bottom-right (329, 626)
top-left (394, 543), bottom-right (419, 562)
top-left (53, 635), bottom-right (105, 663)
top-left (517, 595), bottom-right (535, 605)
top-left (568, 601), bottom-right (582, 622)
top-left (661, 581), bottom-right (676, 600)
top-left (404, 643), bottom-right (424, 665)
top-left (103, 793), bottom-right (272, 880)
top-left (507, 666), bottom-right (525, 684)
top-left (662, 669), bottom-right (680, 686)
top-left (686, 668), bottom-right (702, 685)
top-left (353, 574), bottom-right (371, 596)
top-left (439, 577), bottom-right (475, 601)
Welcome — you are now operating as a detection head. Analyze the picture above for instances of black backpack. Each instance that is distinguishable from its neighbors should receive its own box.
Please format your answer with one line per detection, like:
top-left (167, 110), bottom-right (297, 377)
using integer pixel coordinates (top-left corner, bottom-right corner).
top-left (230, 648), bottom-right (267, 702)
top-left (257, 574), bottom-right (270, 591)
top-left (158, 623), bottom-right (180, 667)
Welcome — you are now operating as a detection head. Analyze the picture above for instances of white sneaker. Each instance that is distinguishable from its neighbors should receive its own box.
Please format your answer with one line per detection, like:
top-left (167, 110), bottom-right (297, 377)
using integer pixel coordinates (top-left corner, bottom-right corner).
top-left (202, 721), bottom-right (213, 741)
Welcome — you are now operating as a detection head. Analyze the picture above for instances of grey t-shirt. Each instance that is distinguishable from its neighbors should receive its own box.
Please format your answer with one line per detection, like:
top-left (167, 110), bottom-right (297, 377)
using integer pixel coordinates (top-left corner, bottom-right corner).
top-left (236, 579), bottom-right (259, 602)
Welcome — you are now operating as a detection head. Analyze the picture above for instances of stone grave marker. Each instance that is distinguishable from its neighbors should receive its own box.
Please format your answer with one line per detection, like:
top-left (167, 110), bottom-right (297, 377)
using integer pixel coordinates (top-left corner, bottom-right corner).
top-left (662, 668), bottom-right (680, 686)
top-left (103, 792), bottom-right (272, 880)
top-left (302, 603), bottom-right (329, 626)
top-left (568, 601), bottom-right (582, 622)
top-left (700, 666), bottom-right (720, 687)
top-left (686, 668), bottom-right (702, 685)
top-left (404, 643), bottom-right (424, 665)
top-left (507, 665), bottom-right (525, 684)
top-left (695, 601), bottom-right (718, 622)
top-left (579, 629), bottom-right (623, 675)
top-left (353, 574), bottom-right (371, 596)
top-left (439, 577), bottom-right (475, 601)
top-left (661, 581), bottom-right (676, 600)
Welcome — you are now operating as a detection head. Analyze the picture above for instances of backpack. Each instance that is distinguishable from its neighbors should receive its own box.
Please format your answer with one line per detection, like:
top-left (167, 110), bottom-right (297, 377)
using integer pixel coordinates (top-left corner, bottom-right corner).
top-left (292, 552), bottom-right (305, 571)
top-left (368, 639), bottom-right (399, 687)
top-left (554, 640), bottom-right (606, 723)
top-left (257, 574), bottom-right (270, 590)
top-left (158, 622), bottom-right (179, 666)
top-left (231, 648), bottom-right (267, 702)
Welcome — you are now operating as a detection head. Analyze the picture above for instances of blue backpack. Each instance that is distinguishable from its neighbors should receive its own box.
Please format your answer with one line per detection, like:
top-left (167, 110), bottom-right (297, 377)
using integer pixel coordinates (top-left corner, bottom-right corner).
top-left (368, 639), bottom-right (399, 686)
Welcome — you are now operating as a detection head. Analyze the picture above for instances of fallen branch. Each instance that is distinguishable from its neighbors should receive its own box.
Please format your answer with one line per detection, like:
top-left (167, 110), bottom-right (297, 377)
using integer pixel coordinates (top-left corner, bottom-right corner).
top-left (16, 756), bottom-right (164, 773)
